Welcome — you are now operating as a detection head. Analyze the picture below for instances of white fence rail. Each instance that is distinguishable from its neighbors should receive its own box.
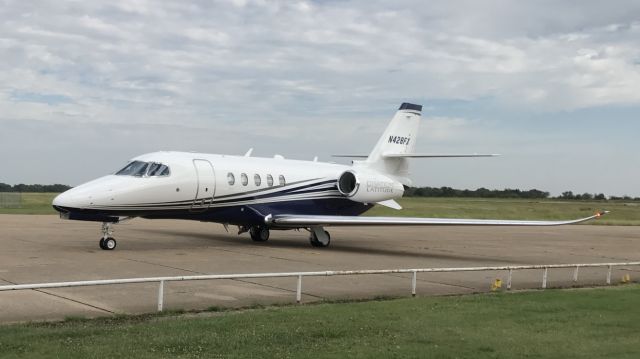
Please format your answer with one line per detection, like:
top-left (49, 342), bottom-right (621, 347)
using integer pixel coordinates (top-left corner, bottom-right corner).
top-left (0, 262), bottom-right (638, 312)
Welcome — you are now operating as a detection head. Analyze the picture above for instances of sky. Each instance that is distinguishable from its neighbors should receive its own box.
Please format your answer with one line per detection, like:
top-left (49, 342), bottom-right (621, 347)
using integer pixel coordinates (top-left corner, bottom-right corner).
top-left (0, 0), bottom-right (639, 196)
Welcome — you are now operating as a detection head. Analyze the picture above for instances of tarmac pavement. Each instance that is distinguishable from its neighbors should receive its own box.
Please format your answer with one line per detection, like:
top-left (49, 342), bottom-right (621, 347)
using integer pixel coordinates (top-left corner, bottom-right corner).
top-left (0, 214), bottom-right (638, 323)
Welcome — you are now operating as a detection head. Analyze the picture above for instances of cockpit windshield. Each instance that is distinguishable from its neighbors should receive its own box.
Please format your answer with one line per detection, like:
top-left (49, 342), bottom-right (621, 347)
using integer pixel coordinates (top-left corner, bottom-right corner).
top-left (115, 161), bottom-right (170, 177)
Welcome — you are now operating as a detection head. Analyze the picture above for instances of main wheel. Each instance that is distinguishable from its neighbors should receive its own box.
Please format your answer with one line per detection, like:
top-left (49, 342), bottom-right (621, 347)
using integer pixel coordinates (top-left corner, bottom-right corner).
top-left (309, 231), bottom-right (330, 248)
top-left (250, 226), bottom-right (270, 242)
top-left (103, 237), bottom-right (117, 250)
top-left (99, 238), bottom-right (106, 249)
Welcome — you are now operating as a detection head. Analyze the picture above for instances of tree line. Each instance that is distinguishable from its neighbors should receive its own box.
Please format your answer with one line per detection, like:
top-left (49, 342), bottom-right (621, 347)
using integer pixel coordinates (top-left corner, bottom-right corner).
top-left (0, 183), bottom-right (72, 193)
top-left (1, 182), bottom-right (638, 201)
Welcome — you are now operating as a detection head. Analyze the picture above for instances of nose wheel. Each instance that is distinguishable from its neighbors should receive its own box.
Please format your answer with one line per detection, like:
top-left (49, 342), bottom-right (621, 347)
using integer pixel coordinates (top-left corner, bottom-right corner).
top-left (99, 237), bottom-right (117, 250)
top-left (99, 222), bottom-right (117, 250)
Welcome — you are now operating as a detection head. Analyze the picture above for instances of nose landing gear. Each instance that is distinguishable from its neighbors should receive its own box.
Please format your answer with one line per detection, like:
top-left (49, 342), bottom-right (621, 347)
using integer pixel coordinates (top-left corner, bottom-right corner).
top-left (99, 222), bottom-right (117, 250)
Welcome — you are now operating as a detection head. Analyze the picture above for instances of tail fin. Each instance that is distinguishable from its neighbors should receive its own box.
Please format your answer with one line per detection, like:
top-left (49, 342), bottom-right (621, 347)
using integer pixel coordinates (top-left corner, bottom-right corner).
top-left (360, 103), bottom-right (422, 184)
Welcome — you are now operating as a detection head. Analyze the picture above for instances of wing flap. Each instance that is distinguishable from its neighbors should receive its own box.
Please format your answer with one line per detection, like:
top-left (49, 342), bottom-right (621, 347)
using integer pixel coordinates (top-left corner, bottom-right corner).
top-left (271, 212), bottom-right (609, 227)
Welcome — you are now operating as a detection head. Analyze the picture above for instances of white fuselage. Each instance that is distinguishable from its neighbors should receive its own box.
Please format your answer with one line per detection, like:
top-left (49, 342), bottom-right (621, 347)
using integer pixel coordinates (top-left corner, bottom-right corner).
top-left (52, 151), bottom-right (404, 226)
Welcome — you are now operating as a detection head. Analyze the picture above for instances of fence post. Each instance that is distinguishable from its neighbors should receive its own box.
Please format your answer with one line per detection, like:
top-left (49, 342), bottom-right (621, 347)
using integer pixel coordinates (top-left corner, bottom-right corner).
top-left (411, 271), bottom-right (417, 297)
top-left (296, 275), bottom-right (302, 304)
top-left (573, 266), bottom-right (579, 282)
top-left (157, 280), bottom-right (165, 312)
top-left (606, 265), bottom-right (612, 285)
top-left (542, 268), bottom-right (548, 289)
top-left (507, 269), bottom-right (513, 290)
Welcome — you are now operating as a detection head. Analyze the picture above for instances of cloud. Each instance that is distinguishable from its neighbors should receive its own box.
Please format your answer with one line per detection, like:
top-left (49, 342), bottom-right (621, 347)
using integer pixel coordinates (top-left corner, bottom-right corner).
top-left (2, 0), bottom-right (640, 126)
top-left (0, 0), bottom-right (638, 195)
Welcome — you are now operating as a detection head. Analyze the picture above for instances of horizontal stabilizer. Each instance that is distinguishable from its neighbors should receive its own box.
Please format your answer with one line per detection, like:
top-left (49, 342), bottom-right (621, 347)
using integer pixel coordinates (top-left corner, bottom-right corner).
top-left (332, 153), bottom-right (499, 158)
top-left (383, 153), bottom-right (499, 158)
top-left (331, 154), bottom-right (369, 158)
top-left (271, 211), bottom-right (609, 227)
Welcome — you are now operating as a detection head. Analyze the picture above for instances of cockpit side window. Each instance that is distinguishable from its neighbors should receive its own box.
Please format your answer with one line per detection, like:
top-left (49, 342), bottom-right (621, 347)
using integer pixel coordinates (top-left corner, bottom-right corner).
top-left (147, 163), bottom-right (162, 176)
top-left (116, 161), bottom-right (148, 177)
top-left (148, 163), bottom-right (170, 177)
top-left (116, 161), bottom-right (170, 177)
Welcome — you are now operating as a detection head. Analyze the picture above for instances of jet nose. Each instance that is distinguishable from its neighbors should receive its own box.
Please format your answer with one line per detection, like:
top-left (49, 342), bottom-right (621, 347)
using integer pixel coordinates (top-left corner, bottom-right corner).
top-left (52, 190), bottom-right (88, 213)
top-left (52, 191), bottom-right (73, 212)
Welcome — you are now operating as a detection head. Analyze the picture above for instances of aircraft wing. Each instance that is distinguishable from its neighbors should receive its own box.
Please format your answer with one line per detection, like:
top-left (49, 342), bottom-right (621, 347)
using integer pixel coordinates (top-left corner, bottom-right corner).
top-left (270, 212), bottom-right (608, 227)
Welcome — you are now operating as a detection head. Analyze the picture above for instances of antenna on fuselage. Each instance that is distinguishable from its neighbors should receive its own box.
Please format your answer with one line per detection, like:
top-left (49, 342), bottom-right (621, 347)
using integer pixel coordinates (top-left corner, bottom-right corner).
top-left (244, 148), bottom-right (253, 157)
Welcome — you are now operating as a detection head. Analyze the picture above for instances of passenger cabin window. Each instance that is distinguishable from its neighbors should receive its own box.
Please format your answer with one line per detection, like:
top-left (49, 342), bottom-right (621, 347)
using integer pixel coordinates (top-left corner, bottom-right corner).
top-left (241, 173), bottom-right (248, 186)
top-left (267, 174), bottom-right (274, 187)
top-left (279, 175), bottom-right (286, 186)
top-left (116, 161), bottom-right (170, 177)
top-left (254, 174), bottom-right (261, 186)
top-left (227, 172), bottom-right (235, 185)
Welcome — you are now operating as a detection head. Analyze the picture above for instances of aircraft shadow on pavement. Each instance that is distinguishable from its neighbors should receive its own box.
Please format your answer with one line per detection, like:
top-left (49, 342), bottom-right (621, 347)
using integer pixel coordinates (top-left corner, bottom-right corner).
top-left (128, 228), bottom-right (521, 264)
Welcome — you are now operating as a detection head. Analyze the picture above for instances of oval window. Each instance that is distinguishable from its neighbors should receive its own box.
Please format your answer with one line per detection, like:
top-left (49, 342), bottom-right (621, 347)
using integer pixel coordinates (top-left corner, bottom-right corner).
top-left (267, 174), bottom-right (274, 187)
top-left (241, 173), bottom-right (248, 186)
top-left (227, 172), bottom-right (235, 185)
top-left (254, 174), bottom-right (261, 186)
top-left (279, 175), bottom-right (286, 186)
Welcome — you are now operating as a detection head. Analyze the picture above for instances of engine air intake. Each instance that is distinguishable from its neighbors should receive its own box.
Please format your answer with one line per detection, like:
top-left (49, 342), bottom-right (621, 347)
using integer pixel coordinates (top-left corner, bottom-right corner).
top-left (337, 171), bottom-right (358, 197)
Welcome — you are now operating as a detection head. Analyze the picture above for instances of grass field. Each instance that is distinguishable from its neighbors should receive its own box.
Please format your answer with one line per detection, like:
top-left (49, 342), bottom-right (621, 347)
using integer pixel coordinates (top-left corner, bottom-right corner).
top-left (1, 193), bottom-right (638, 225)
top-left (0, 193), bottom-right (58, 215)
top-left (367, 197), bottom-right (640, 225)
top-left (0, 285), bottom-right (638, 358)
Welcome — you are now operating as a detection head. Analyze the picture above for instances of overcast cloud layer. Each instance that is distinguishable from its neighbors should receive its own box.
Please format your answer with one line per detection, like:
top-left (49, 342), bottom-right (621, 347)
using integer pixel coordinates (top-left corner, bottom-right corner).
top-left (1, 0), bottom-right (639, 196)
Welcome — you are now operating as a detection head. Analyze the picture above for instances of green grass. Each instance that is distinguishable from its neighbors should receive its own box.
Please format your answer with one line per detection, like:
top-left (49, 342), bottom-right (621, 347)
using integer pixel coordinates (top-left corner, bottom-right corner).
top-left (1, 285), bottom-right (639, 358)
top-left (367, 197), bottom-right (640, 225)
top-left (1, 194), bottom-right (638, 225)
top-left (0, 193), bottom-right (58, 215)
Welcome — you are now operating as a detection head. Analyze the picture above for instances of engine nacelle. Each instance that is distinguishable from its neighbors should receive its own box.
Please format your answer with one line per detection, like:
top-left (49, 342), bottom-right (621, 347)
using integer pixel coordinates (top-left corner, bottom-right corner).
top-left (337, 170), bottom-right (404, 203)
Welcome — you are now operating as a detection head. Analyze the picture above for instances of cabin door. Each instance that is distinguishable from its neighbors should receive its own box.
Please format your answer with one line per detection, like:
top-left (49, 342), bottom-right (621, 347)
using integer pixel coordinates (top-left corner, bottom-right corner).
top-left (191, 159), bottom-right (215, 212)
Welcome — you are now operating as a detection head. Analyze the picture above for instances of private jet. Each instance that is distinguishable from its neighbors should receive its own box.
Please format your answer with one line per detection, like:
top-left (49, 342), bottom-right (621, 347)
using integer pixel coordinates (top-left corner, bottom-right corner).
top-left (52, 103), bottom-right (607, 250)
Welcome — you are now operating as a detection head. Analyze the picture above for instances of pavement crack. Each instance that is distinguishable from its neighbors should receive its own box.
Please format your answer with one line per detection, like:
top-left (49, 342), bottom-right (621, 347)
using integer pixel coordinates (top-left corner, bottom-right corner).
top-left (124, 258), bottom-right (205, 275)
top-left (0, 277), bottom-right (114, 315)
top-left (231, 278), bottom-right (325, 300)
top-left (35, 290), bottom-right (115, 314)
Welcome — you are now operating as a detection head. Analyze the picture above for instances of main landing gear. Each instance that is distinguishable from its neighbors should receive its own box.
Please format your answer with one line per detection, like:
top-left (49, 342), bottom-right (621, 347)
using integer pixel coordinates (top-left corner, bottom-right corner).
top-left (241, 224), bottom-right (331, 248)
top-left (99, 222), bottom-right (117, 250)
top-left (309, 226), bottom-right (330, 248)
top-left (249, 225), bottom-right (270, 242)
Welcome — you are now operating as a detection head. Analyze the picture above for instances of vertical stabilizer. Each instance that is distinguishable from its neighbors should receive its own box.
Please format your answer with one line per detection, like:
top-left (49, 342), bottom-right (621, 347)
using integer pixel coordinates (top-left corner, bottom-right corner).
top-left (360, 103), bottom-right (422, 184)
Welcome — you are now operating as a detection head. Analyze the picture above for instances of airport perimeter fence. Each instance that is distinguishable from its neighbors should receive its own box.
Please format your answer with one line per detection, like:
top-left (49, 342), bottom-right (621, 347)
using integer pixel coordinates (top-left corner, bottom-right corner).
top-left (0, 192), bottom-right (22, 208)
top-left (0, 262), bottom-right (639, 312)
